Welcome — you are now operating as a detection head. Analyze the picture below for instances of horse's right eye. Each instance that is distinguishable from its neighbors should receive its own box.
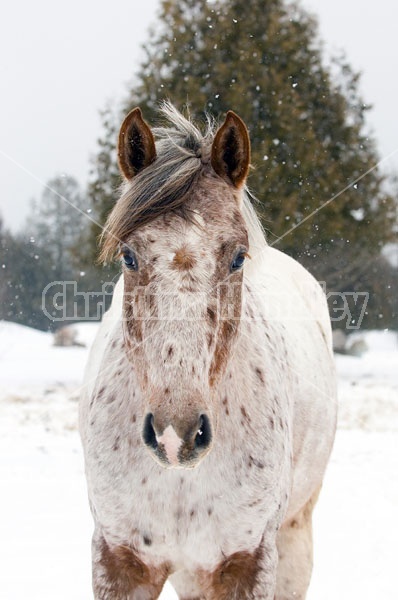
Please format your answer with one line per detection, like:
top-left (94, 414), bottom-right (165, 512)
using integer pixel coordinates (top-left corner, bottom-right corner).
top-left (122, 251), bottom-right (138, 271)
top-left (230, 249), bottom-right (247, 273)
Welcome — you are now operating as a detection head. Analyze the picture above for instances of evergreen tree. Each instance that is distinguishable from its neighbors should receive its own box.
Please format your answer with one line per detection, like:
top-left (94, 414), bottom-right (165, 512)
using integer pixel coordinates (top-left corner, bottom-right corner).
top-left (0, 176), bottom-right (111, 330)
top-left (26, 174), bottom-right (90, 281)
top-left (88, 0), bottom-right (396, 326)
top-left (0, 218), bottom-right (54, 330)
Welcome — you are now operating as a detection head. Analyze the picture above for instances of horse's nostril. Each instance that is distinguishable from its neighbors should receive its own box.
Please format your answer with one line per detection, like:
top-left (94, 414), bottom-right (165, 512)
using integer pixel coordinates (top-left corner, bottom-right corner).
top-left (194, 414), bottom-right (212, 450)
top-left (143, 413), bottom-right (158, 449)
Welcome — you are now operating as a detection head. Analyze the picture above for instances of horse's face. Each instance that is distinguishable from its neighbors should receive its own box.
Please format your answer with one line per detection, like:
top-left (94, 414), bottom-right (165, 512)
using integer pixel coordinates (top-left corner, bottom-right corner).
top-left (110, 107), bottom-right (251, 468)
top-left (122, 179), bottom-right (248, 466)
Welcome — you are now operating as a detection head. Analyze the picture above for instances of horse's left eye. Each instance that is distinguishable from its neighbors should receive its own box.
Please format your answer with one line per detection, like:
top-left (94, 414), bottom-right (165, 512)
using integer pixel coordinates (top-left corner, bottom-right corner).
top-left (230, 250), bottom-right (246, 272)
top-left (123, 251), bottom-right (139, 271)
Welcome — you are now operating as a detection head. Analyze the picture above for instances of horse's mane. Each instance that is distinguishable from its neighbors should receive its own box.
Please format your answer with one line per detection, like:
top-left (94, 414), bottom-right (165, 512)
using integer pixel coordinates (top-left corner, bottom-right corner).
top-left (99, 102), bottom-right (267, 263)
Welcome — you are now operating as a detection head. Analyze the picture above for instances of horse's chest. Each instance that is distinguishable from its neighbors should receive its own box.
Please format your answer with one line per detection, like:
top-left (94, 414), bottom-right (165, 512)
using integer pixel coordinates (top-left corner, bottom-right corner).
top-left (86, 399), bottom-right (290, 571)
top-left (131, 472), bottom-right (272, 569)
top-left (96, 460), bottom-right (276, 571)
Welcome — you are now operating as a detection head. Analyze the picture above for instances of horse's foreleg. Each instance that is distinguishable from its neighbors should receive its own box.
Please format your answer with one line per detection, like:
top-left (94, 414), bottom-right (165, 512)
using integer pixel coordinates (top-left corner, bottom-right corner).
top-left (275, 486), bottom-right (321, 600)
top-left (91, 530), bottom-right (169, 600)
top-left (197, 534), bottom-right (278, 600)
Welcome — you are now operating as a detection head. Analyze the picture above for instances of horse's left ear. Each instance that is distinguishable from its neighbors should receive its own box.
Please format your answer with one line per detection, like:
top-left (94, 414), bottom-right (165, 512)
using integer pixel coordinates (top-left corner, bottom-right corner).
top-left (211, 111), bottom-right (250, 188)
top-left (117, 107), bottom-right (157, 180)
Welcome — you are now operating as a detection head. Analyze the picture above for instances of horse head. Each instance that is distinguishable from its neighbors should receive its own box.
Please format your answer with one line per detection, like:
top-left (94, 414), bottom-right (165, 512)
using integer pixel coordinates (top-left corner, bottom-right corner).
top-left (101, 104), bottom-right (251, 468)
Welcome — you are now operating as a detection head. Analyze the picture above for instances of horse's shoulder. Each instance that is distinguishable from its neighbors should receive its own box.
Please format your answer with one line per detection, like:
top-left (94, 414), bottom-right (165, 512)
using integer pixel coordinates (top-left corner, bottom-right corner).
top-left (82, 277), bottom-right (124, 399)
top-left (261, 247), bottom-right (319, 287)
top-left (260, 247), bottom-right (333, 353)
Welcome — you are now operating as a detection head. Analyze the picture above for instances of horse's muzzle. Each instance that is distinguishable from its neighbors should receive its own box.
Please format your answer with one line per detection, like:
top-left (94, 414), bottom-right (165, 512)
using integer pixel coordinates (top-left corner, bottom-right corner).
top-left (142, 412), bottom-right (212, 468)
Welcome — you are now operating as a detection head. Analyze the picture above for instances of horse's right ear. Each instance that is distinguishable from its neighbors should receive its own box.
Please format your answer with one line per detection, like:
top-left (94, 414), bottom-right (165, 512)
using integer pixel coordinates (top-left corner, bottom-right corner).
top-left (117, 108), bottom-right (157, 180)
top-left (211, 111), bottom-right (250, 188)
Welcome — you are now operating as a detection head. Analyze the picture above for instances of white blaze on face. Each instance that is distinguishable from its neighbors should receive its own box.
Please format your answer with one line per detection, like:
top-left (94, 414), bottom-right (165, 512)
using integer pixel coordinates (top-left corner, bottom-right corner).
top-left (156, 425), bottom-right (183, 466)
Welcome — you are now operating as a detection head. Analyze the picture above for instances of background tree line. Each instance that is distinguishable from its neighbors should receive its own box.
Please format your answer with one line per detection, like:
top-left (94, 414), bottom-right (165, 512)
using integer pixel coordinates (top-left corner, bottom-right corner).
top-left (1, 0), bottom-right (397, 330)
top-left (0, 175), bottom-right (114, 330)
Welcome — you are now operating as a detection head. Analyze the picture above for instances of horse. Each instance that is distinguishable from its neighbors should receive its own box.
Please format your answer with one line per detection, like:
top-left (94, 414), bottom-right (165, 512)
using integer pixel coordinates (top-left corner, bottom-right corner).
top-left (80, 103), bottom-right (337, 600)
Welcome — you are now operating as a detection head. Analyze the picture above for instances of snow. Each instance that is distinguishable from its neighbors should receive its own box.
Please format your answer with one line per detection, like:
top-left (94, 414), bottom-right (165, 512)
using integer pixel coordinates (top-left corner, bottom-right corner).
top-left (0, 321), bottom-right (397, 599)
top-left (0, 321), bottom-right (97, 387)
top-left (382, 242), bottom-right (398, 268)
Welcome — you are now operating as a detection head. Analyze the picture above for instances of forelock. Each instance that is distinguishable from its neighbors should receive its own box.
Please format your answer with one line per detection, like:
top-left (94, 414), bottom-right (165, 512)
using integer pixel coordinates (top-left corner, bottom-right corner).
top-left (99, 103), bottom-right (216, 263)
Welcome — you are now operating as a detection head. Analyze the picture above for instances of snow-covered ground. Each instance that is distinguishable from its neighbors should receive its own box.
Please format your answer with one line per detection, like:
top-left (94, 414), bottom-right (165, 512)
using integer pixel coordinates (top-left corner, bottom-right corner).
top-left (0, 321), bottom-right (397, 599)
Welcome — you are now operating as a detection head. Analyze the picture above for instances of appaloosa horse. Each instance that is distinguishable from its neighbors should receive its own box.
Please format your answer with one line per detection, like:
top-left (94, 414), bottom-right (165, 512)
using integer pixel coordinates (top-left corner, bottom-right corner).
top-left (80, 103), bottom-right (337, 599)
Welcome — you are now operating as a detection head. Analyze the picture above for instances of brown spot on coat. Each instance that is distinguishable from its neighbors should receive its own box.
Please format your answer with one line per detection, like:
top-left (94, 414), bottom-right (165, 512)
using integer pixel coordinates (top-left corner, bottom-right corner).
top-left (249, 455), bottom-right (265, 469)
top-left (207, 306), bottom-right (217, 325)
top-left (209, 319), bottom-right (237, 386)
top-left (255, 368), bottom-right (265, 384)
top-left (125, 301), bottom-right (143, 343)
top-left (240, 406), bottom-right (250, 422)
top-left (200, 545), bottom-right (263, 599)
top-left (172, 247), bottom-right (196, 270)
top-left (94, 538), bottom-right (169, 598)
top-left (222, 397), bottom-right (230, 416)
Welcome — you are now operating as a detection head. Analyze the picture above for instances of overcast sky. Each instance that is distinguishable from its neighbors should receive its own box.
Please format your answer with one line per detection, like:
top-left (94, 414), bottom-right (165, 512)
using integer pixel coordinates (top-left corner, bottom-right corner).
top-left (1, 0), bottom-right (397, 231)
